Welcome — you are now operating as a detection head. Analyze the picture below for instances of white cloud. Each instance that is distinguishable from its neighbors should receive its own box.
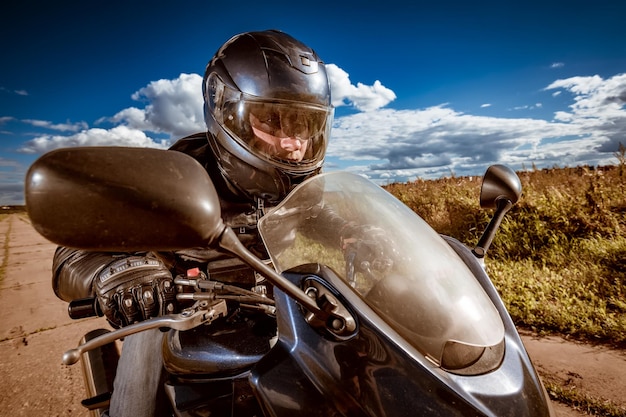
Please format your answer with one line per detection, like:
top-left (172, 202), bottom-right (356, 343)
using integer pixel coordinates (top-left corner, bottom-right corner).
top-left (19, 125), bottom-right (168, 154)
top-left (0, 87), bottom-right (28, 96)
top-left (23, 119), bottom-right (88, 132)
top-left (544, 73), bottom-right (626, 152)
top-left (18, 73), bottom-right (204, 155)
top-left (546, 73), bottom-right (626, 113)
top-left (328, 105), bottom-right (574, 181)
top-left (110, 73), bottom-right (205, 137)
top-left (511, 103), bottom-right (542, 111)
top-left (326, 64), bottom-right (396, 111)
top-left (18, 66), bottom-right (396, 156)
top-left (12, 68), bottom-right (626, 192)
top-left (546, 75), bottom-right (605, 96)
top-left (550, 62), bottom-right (565, 69)
top-left (327, 71), bottom-right (626, 183)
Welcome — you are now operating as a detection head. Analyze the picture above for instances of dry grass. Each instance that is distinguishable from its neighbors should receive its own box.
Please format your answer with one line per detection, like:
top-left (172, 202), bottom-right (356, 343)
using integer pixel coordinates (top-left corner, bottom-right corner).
top-left (385, 164), bottom-right (626, 346)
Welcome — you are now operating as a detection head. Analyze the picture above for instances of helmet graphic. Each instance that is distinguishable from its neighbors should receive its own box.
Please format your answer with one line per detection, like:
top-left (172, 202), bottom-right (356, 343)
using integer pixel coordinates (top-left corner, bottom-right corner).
top-left (203, 30), bottom-right (333, 203)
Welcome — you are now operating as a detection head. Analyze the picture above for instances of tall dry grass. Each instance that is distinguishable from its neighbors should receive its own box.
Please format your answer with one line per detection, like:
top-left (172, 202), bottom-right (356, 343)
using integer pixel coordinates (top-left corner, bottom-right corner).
top-left (385, 165), bottom-right (626, 345)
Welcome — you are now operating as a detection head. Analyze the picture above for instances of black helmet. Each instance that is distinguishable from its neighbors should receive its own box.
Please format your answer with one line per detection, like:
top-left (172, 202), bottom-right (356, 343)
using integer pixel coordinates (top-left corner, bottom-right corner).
top-left (203, 30), bottom-right (334, 203)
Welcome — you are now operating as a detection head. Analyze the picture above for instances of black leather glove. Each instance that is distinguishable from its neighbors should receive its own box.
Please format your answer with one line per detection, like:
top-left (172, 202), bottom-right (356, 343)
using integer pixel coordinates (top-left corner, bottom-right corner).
top-left (341, 223), bottom-right (395, 276)
top-left (95, 254), bottom-right (177, 328)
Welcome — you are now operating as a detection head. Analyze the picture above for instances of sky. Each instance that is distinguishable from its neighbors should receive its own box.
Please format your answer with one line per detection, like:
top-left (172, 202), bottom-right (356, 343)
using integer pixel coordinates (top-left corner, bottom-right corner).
top-left (1, 0), bottom-right (625, 205)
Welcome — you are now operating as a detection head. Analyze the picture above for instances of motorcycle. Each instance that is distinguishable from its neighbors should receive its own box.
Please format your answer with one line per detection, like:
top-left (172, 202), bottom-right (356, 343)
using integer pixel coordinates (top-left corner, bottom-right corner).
top-left (25, 147), bottom-right (554, 416)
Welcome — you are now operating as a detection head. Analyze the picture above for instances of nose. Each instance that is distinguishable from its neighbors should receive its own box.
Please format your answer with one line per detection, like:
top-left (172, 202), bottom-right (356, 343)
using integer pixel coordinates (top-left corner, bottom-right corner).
top-left (279, 137), bottom-right (303, 151)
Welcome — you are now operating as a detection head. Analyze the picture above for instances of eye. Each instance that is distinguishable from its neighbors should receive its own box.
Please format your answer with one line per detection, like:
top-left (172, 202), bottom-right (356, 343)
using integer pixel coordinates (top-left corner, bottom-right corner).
top-left (260, 113), bottom-right (281, 129)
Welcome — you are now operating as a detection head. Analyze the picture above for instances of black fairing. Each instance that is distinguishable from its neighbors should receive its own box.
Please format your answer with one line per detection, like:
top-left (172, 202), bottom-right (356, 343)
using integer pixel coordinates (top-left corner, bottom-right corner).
top-left (250, 242), bottom-right (552, 416)
top-left (442, 236), bottom-right (552, 415)
top-left (164, 312), bottom-right (276, 379)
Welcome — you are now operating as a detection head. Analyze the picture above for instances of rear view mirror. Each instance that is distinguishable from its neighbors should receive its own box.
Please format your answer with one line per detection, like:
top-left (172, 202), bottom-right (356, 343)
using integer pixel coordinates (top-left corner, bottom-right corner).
top-left (25, 146), bottom-right (337, 324)
top-left (473, 164), bottom-right (522, 258)
top-left (479, 164), bottom-right (522, 209)
top-left (25, 147), bottom-right (225, 251)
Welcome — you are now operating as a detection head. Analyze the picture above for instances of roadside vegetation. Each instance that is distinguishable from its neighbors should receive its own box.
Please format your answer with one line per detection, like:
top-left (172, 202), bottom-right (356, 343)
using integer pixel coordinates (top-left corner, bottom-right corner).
top-left (385, 161), bottom-right (626, 347)
top-left (0, 206), bottom-right (27, 214)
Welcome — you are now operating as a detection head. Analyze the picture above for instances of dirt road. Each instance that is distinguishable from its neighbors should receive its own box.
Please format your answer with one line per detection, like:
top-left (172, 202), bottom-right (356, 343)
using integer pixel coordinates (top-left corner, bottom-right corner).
top-left (1, 213), bottom-right (625, 416)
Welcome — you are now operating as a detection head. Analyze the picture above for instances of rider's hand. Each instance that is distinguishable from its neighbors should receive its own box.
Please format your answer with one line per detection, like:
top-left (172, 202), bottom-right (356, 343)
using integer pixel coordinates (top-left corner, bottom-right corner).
top-left (340, 223), bottom-right (395, 274)
top-left (94, 255), bottom-right (177, 328)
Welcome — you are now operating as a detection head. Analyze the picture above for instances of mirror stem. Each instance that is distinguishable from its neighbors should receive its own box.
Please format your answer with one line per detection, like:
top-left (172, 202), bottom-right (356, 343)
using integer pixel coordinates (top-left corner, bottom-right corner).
top-left (217, 227), bottom-right (327, 319)
top-left (473, 198), bottom-right (513, 259)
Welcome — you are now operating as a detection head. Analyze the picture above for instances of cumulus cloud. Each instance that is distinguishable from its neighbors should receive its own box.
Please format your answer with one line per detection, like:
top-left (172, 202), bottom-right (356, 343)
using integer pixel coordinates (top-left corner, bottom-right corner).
top-left (11, 67), bottom-right (626, 192)
top-left (328, 105), bottom-right (572, 181)
top-left (326, 64), bottom-right (396, 111)
top-left (325, 72), bottom-right (626, 183)
top-left (545, 73), bottom-right (626, 152)
top-left (17, 66), bottom-right (395, 157)
top-left (546, 73), bottom-right (626, 110)
top-left (110, 73), bottom-right (205, 137)
top-left (546, 75), bottom-right (605, 96)
top-left (19, 125), bottom-right (169, 154)
top-left (17, 73), bottom-right (204, 155)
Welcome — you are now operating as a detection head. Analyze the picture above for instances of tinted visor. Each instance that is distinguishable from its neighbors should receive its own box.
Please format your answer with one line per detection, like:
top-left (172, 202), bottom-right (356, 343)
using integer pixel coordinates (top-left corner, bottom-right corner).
top-left (207, 73), bottom-right (332, 169)
top-left (243, 101), bottom-right (331, 165)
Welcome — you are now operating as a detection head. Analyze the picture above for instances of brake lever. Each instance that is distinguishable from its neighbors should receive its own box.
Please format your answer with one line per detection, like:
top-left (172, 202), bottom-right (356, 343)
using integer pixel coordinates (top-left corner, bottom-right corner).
top-left (62, 300), bottom-right (227, 366)
top-left (344, 250), bottom-right (357, 287)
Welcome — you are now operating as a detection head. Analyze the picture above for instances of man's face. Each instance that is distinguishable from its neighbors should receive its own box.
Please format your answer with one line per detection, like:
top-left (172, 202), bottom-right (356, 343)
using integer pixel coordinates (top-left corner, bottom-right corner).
top-left (249, 110), bottom-right (310, 162)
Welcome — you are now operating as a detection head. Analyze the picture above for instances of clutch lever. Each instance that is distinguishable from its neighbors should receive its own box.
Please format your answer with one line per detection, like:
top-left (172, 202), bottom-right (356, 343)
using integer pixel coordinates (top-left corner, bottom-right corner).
top-left (62, 299), bottom-right (227, 365)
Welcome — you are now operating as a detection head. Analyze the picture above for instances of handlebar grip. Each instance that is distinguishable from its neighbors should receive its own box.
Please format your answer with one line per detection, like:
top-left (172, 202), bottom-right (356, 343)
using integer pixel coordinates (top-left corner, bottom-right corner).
top-left (68, 298), bottom-right (101, 319)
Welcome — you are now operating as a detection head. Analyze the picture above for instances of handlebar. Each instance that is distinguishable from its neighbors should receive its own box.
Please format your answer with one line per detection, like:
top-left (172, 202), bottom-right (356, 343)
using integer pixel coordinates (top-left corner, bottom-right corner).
top-left (68, 297), bottom-right (101, 319)
top-left (62, 300), bottom-right (228, 366)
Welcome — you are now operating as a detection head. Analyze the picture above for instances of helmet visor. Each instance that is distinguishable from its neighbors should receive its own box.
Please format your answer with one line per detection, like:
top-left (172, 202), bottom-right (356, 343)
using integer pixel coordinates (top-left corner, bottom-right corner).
top-left (244, 101), bottom-right (331, 165)
top-left (208, 74), bottom-right (333, 169)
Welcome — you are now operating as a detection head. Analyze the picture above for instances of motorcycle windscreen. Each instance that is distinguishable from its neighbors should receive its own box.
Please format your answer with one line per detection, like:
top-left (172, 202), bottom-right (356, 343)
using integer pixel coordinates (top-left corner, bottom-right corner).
top-left (258, 172), bottom-right (505, 375)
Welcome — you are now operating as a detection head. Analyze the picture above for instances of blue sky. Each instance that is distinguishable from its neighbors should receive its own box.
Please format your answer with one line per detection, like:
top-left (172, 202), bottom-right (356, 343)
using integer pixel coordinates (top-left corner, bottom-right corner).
top-left (2, 0), bottom-right (625, 205)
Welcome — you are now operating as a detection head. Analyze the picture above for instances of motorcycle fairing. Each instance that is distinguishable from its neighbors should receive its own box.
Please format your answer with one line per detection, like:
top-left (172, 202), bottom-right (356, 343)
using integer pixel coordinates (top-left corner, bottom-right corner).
top-left (164, 375), bottom-right (263, 417)
top-left (258, 172), bottom-right (505, 372)
top-left (250, 265), bottom-right (479, 417)
top-left (250, 263), bottom-right (553, 416)
top-left (254, 172), bottom-right (553, 416)
top-left (443, 236), bottom-right (553, 415)
top-left (163, 310), bottom-right (276, 379)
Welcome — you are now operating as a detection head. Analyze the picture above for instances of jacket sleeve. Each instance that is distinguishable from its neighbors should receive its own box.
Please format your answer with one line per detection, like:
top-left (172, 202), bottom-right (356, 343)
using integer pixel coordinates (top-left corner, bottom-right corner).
top-left (49, 134), bottom-right (208, 303)
top-left (51, 247), bottom-right (125, 302)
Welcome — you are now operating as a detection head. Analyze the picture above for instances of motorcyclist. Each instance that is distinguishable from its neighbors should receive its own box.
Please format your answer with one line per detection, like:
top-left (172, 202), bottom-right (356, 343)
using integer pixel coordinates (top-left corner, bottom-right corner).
top-left (51, 30), bottom-right (336, 417)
